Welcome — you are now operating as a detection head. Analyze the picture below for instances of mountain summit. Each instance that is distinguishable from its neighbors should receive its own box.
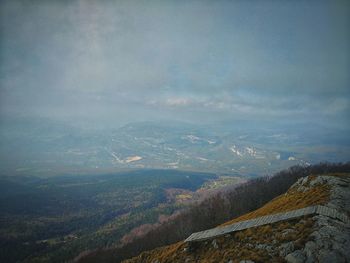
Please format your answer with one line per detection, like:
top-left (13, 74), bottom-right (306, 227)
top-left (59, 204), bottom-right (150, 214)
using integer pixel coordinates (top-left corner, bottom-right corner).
top-left (123, 174), bottom-right (350, 263)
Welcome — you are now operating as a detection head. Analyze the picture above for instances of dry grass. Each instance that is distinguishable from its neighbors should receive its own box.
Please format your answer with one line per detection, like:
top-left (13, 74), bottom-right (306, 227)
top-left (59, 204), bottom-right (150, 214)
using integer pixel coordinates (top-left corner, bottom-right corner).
top-left (124, 217), bottom-right (315, 263)
top-left (221, 178), bottom-right (330, 226)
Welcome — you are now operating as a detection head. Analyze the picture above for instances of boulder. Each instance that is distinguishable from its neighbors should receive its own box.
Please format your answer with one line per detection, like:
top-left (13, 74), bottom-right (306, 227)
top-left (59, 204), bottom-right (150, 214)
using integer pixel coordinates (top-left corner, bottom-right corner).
top-left (212, 239), bottom-right (219, 249)
top-left (318, 249), bottom-right (346, 263)
top-left (279, 241), bottom-right (295, 257)
top-left (285, 250), bottom-right (305, 263)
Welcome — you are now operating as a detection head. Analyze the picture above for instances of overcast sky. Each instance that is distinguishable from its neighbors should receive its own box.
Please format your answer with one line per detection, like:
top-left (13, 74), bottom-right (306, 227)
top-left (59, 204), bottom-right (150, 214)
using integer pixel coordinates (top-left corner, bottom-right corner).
top-left (0, 0), bottom-right (349, 129)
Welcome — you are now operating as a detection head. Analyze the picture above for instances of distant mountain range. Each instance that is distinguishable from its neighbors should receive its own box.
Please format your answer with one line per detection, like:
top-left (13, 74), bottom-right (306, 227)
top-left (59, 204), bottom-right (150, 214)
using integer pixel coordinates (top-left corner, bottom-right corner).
top-left (1, 119), bottom-right (349, 176)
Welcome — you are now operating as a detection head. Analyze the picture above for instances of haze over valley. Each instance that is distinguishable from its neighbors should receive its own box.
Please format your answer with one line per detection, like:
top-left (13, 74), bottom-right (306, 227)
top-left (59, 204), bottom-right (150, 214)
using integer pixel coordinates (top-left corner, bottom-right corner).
top-left (1, 118), bottom-right (349, 177)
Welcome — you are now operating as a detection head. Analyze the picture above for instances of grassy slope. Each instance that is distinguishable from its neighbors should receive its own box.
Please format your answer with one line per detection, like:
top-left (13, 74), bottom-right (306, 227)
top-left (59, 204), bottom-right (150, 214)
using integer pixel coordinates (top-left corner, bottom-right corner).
top-left (123, 173), bottom-right (349, 263)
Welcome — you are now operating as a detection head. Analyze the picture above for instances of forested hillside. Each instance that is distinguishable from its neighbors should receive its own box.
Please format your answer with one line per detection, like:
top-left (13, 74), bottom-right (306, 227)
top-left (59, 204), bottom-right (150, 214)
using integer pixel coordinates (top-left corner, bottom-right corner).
top-left (0, 170), bottom-right (215, 263)
top-left (76, 162), bottom-right (350, 263)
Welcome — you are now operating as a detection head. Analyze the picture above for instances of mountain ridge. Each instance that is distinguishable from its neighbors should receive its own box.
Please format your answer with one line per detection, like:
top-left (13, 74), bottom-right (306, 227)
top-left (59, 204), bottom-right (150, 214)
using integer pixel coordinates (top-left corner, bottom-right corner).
top-left (122, 173), bottom-right (350, 263)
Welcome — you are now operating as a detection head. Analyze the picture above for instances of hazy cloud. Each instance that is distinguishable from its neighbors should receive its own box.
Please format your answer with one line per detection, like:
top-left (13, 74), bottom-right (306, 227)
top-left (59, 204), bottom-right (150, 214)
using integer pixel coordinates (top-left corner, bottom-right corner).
top-left (0, 0), bottom-right (349, 128)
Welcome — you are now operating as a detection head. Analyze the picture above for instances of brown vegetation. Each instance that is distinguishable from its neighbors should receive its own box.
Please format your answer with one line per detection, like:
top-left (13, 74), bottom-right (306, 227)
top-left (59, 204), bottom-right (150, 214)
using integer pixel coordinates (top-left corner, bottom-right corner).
top-left (222, 178), bottom-right (330, 226)
top-left (124, 217), bottom-right (316, 263)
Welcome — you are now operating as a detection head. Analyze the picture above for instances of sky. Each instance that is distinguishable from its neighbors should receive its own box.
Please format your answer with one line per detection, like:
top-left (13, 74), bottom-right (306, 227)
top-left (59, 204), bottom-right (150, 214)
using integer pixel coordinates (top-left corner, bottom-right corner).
top-left (0, 0), bottom-right (349, 129)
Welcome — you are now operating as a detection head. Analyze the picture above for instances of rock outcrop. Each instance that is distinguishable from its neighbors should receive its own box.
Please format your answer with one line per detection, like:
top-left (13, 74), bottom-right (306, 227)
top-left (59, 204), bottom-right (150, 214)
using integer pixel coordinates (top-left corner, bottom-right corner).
top-left (284, 175), bottom-right (350, 263)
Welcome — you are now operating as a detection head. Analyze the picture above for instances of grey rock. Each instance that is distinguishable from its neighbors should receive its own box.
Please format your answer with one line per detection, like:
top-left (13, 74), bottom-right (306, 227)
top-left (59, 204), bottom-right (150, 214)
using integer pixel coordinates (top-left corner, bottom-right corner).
top-left (285, 250), bottom-right (305, 263)
top-left (303, 241), bottom-right (317, 258)
top-left (310, 230), bottom-right (328, 248)
top-left (319, 238), bottom-right (332, 250)
top-left (246, 243), bottom-right (254, 248)
top-left (300, 177), bottom-right (309, 186)
top-left (304, 175), bottom-right (350, 263)
top-left (314, 215), bottom-right (331, 226)
top-left (309, 176), bottom-right (326, 187)
top-left (291, 177), bottom-right (308, 192)
top-left (331, 230), bottom-right (347, 244)
top-left (297, 185), bottom-right (308, 192)
top-left (292, 178), bottom-right (303, 187)
top-left (279, 241), bottom-right (295, 257)
top-left (265, 246), bottom-right (274, 253)
top-left (309, 230), bottom-right (321, 240)
top-left (255, 243), bottom-right (271, 251)
top-left (318, 225), bottom-right (337, 238)
top-left (332, 241), bottom-right (347, 252)
top-left (239, 260), bottom-right (255, 263)
top-left (212, 239), bottom-right (218, 249)
top-left (305, 254), bottom-right (316, 263)
top-left (318, 249), bottom-right (346, 263)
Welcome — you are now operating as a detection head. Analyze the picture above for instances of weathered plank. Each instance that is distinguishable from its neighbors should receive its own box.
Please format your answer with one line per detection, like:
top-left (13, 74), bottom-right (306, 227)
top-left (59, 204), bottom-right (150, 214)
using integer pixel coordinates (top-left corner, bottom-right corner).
top-left (184, 205), bottom-right (349, 243)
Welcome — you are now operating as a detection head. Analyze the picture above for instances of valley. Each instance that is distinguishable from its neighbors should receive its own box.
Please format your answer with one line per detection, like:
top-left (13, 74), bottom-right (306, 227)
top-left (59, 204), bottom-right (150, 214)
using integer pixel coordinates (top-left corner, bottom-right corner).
top-left (1, 120), bottom-right (349, 177)
top-left (1, 120), bottom-right (349, 262)
top-left (0, 169), bottom-right (242, 263)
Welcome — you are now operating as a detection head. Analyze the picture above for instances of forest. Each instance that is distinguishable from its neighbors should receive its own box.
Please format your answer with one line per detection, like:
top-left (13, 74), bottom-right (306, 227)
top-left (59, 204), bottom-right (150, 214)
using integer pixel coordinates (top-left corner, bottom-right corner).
top-left (0, 170), bottom-right (215, 262)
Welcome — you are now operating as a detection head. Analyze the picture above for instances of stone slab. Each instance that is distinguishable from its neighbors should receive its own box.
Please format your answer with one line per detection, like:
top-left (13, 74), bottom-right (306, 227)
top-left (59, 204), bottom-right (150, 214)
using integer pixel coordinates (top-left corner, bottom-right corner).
top-left (184, 205), bottom-right (349, 243)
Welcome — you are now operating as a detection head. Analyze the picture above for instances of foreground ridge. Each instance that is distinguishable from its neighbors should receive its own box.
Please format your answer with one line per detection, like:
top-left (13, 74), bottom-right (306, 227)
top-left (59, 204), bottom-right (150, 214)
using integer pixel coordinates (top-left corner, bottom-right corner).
top-left (185, 205), bottom-right (349, 242)
top-left (122, 174), bottom-right (350, 263)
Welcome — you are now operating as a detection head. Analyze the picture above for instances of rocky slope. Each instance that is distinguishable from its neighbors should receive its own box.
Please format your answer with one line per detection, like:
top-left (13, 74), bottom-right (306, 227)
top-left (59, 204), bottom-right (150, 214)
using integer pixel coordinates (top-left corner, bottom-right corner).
top-left (123, 173), bottom-right (350, 263)
top-left (291, 174), bottom-right (350, 263)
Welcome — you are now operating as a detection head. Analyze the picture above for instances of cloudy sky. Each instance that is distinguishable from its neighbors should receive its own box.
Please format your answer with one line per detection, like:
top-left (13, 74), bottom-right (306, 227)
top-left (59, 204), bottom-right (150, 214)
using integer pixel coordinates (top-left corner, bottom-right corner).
top-left (0, 0), bottom-right (349, 128)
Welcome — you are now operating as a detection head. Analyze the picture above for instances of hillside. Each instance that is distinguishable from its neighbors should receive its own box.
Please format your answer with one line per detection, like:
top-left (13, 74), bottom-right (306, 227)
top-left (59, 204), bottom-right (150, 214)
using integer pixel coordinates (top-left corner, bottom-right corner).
top-left (123, 173), bottom-right (350, 263)
top-left (0, 170), bottom-right (216, 263)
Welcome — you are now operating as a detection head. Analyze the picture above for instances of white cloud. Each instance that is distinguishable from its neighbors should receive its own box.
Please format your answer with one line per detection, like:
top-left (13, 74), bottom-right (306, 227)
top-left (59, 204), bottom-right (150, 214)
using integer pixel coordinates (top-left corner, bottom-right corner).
top-left (165, 97), bottom-right (191, 106)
